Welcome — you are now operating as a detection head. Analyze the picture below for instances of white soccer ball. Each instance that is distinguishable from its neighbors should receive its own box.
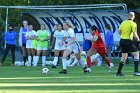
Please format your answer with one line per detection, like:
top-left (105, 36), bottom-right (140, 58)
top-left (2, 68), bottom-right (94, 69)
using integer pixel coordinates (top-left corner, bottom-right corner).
top-left (42, 68), bottom-right (49, 75)
top-left (14, 61), bottom-right (22, 66)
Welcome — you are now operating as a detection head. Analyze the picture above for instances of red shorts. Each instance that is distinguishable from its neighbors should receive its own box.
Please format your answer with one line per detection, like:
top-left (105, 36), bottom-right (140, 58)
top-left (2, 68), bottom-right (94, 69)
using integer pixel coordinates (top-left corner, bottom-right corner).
top-left (91, 45), bottom-right (106, 55)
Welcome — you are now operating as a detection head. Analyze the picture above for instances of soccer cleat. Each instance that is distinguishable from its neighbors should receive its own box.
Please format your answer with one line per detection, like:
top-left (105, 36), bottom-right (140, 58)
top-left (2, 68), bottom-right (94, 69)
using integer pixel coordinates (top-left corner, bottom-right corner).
top-left (84, 68), bottom-right (91, 73)
top-left (52, 64), bottom-right (56, 68)
top-left (133, 72), bottom-right (140, 76)
top-left (115, 72), bottom-right (124, 76)
top-left (59, 69), bottom-right (67, 74)
top-left (108, 66), bottom-right (112, 72)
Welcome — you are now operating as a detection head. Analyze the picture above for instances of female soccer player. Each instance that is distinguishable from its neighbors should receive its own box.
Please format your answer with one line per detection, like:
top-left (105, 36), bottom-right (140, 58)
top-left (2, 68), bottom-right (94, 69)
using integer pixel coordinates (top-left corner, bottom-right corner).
top-left (19, 20), bottom-right (28, 66)
top-left (59, 22), bottom-right (87, 74)
top-left (85, 25), bottom-right (111, 72)
top-left (25, 24), bottom-right (36, 66)
top-left (50, 24), bottom-right (65, 68)
top-left (33, 24), bottom-right (50, 66)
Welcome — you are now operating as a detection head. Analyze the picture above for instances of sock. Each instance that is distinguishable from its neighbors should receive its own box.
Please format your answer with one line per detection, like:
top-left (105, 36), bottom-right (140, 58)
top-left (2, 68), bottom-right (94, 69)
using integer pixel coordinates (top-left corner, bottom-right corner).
top-left (42, 56), bottom-right (46, 66)
top-left (97, 57), bottom-right (102, 66)
top-left (23, 56), bottom-right (26, 65)
top-left (134, 59), bottom-right (139, 72)
top-left (117, 61), bottom-right (124, 73)
top-left (28, 56), bottom-right (32, 66)
top-left (34, 56), bottom-right (39, 66)
top-left (79, 59), bottom-right (86, 68)
top-left (62, 58), bottom-right (67, 70)
top-left (105, 58), bottom-right (110, 66)
top-left (71, 59), bottom-right (78, 66)
top-left (33, 56), bottom-right (36, 63)
top-left (53, 57), bottom-right (58, 66)
top-left (86, 56), bottom-right (91, 68)
top-left (67, 58), bottom-right (74, 65)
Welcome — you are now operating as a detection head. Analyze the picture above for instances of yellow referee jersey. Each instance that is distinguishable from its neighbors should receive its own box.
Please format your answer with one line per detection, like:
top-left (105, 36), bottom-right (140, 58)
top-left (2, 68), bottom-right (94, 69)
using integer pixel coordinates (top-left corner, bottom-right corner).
top-left (119, 20), bottom-right (136, 40)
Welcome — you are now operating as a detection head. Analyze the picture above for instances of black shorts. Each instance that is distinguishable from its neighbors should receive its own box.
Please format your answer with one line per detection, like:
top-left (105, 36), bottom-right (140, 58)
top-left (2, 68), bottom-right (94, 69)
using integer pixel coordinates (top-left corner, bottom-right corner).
top-left (22, 43), bottom-right (26, 46)
top-left (120, 39), bottom-right (138, 53)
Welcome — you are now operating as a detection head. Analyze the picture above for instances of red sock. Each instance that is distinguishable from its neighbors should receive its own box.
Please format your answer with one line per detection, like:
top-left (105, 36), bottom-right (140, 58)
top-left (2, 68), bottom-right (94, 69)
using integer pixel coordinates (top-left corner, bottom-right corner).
top-left (86, 56), bottom-right (91, 68)
top-left (105, 58), bottom-right (110, 66)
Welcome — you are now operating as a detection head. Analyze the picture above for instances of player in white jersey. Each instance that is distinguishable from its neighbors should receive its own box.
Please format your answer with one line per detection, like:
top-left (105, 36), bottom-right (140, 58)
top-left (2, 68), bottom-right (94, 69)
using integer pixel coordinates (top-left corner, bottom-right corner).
top-left (59, 22), bottom-right (87, 74)
top-left (25, 24), bottom-right (36, 66)
top-left (50, 24), bottom-right (65, 68)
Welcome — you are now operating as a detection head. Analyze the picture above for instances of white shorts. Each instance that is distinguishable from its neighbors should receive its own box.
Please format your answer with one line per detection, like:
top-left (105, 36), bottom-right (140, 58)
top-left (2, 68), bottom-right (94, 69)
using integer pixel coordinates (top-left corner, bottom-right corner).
top-left (54, 42), bottom-right (65, 50)
top-left (66, 42), bottom-right (80, 53)
top-left (37, 47), bottom-right (48, 50)
top-left (26, 40), bottom-right (33, 48)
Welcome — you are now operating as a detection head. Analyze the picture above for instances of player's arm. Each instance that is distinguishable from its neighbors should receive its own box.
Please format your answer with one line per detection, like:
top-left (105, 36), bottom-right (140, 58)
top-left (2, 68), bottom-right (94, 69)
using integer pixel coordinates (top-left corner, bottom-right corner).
top-left (85, 35), bottom-right (98, 42)
top-left (67, 37), bottom-right (76, 46)
top-left (59, 36), bottom-right (67, 45)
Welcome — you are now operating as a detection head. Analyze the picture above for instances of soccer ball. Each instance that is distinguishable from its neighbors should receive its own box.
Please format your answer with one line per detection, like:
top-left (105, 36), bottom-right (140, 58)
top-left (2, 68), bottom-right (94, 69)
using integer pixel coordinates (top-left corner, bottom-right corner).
top-left (14, 61), bottom-right (22, 66)
top-left (42, 68), bottom-right (49, 75)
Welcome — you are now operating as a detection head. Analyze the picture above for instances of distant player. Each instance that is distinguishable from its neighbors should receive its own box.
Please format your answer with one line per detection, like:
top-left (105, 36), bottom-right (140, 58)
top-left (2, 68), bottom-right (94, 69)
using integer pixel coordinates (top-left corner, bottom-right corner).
top-left (19, 20), bottom-right (28, 66)
top-left (85, 25), bottom-right (111, 72)
top-left (50, 24), bottom-right (65, 68)
top-left (25, 24), bottom-right (36, 66)
top-left (33, 24), bottom-right (50, 66)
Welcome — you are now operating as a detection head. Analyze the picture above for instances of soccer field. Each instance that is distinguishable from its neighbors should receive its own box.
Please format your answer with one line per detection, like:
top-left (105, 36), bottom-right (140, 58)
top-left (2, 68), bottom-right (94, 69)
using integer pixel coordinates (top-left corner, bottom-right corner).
top-left (0, 65), bottom-right (140, 93)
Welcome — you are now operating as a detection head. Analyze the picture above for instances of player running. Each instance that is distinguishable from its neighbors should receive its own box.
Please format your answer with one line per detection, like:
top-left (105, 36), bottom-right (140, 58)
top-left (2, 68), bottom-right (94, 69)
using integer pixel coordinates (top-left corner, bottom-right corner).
top-left (85, 25), bottom-right (111, 72)
top-left (59, 22), bottom-right (87, 74)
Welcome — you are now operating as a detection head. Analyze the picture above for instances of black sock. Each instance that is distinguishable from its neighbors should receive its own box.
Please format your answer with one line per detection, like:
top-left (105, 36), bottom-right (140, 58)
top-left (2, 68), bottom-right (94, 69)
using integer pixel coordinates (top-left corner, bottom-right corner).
top-left (117, 61), bottom-right (124, 73)
top-left (23, 56), bottom-right (26, 65)
top-left (134, 59), bottom-right (139, 72)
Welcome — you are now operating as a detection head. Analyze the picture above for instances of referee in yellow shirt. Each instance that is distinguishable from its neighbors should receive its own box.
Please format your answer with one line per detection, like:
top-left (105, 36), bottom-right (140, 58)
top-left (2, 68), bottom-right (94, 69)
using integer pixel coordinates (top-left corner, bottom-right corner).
top-left (116, 11), bottom-right (140, 76)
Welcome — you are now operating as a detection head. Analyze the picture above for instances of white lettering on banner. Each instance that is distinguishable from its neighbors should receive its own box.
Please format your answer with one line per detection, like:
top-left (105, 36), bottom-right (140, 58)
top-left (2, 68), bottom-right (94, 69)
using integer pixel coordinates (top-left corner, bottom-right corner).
top-left (23, 11), bottom-right (127, 42)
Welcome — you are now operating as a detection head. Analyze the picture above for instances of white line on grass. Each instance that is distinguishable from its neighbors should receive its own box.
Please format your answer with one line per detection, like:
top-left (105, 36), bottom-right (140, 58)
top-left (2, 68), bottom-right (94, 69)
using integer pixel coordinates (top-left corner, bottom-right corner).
top-left (0, 83), bottom-right (140, 87)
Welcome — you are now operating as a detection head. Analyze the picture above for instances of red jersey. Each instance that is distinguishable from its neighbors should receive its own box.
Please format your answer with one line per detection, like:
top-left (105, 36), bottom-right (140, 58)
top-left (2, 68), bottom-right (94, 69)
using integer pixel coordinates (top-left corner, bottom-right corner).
top-left (92, 31), bottom-right (105, 49)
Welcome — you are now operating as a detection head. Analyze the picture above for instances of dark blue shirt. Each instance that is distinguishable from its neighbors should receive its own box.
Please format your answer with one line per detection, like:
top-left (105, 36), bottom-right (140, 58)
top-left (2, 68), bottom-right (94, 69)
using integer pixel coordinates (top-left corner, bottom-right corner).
top-left (4, 31), bottom-right (16, 45)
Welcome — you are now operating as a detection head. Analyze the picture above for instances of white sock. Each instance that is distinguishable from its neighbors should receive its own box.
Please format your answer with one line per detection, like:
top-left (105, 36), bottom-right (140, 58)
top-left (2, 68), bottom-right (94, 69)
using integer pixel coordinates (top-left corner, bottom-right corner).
top-left (97, 57), bottom-right (102, 66)
top-left (33, 56), bottom-right (36, 63)
top-left (34, 56), bottom-right (39, 66)
top-left (28, 56), bottom-right (32, 66)
top-left (42, 56), bottom-right (46, 66)
top-left (53, 57), bottom-right (58, 66)
top-left (62, 58), bottom-right (67, 69)
top-left (67, 58), bottom-right (74, 65)
top-left (79, 59), bottom-right (86, 68)
top-left (71, 59), bottom-right (78, 66)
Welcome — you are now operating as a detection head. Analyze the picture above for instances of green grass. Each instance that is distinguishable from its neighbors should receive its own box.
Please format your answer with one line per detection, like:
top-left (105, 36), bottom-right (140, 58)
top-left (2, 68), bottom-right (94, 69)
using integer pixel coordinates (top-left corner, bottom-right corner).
top-left (0, 64), bottom-right (140, 93)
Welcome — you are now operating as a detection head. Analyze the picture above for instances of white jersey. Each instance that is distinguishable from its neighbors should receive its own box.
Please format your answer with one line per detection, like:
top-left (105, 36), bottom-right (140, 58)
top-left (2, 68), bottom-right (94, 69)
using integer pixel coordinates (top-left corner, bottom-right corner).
top-left (25, 30), bottom-right (36, 48)
top-left (54, 30), bottom-right (65, 50)
top-left (65, 28), bottom-right (75, 43)
top-left (64, 28), bottom-right (80, 53)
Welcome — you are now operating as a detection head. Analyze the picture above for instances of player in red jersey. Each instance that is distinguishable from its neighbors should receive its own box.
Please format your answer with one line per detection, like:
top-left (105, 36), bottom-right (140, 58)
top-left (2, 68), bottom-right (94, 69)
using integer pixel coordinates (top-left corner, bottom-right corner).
top-left (85, 25), bottom-right (111, 73)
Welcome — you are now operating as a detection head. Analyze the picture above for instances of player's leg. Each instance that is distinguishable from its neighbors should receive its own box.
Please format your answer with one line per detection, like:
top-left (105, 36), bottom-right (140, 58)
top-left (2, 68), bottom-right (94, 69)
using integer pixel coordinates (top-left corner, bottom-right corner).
top-left (27, 48), bottom-right (32, 66)
top-left (33, 48), bottom-right (42, 66)
top-left (31, 48), bottom-right (36, 66)
top-left (21, 45), bottom-right (27, 66)
top-left (42, 49), bottom-right (47, 66)
top-left (132, 51), bottom-right (140, 76)
top-left (11, 45), bottom-right (15, 66)
top-left (116, 53), bottom-right (128, 76)
top-left (52, 50), bottom-right (60, 68)
top-left (0, 44), bottom-right (10, 65)
top-left (86, 48), bottom-right (96, 69)
top-left (59, 49), bottom-right (71, 74)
